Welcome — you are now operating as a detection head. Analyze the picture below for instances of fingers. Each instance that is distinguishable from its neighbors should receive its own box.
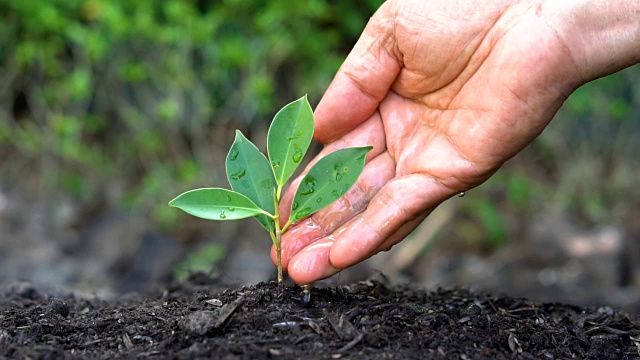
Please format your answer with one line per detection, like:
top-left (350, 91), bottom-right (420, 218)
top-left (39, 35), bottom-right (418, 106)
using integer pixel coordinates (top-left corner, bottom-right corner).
top-left (285, 237), bottom-right (335, 283)
top-left (287, 212), bottom-right (429, 284)
top-left (270, 151), bottom-right (396, 270)
top-left (286, 174), bottom-right (456, 284)
top-left (328, 174), bottom-right (452, 269)
top-left (310, 153), bottom-right (395, 237)
top-left (313, 2), bottom-right (402, 144)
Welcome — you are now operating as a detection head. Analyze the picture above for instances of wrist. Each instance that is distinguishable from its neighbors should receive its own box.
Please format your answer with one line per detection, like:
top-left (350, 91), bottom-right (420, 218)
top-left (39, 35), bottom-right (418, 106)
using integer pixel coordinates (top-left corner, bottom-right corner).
top-left (541, 0), bottom-right (640, 83)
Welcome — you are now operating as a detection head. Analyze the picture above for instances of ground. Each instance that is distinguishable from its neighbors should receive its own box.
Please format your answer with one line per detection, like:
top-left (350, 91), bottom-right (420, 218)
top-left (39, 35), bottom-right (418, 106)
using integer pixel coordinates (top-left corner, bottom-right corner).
top-left (1, 275), bottom-right (640, 359)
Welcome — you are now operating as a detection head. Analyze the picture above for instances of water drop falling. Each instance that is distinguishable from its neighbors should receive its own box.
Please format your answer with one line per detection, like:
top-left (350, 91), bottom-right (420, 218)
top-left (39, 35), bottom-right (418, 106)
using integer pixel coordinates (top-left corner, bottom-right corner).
top-left (220, 210), bottom-right (226, 219)
top-left (301, 284), bottom-right (311, 303)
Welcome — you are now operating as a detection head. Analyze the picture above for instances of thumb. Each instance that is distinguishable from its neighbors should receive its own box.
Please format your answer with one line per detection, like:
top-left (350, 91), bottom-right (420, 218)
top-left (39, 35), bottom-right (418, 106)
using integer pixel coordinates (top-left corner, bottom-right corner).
top-left (313, 2), bottom-right (402, 144)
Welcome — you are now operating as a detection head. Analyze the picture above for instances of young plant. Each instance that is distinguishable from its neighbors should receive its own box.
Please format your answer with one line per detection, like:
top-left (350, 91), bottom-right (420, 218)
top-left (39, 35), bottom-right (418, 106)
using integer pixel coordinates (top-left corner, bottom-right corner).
top-left (169, 96), bottom-right (371, 294)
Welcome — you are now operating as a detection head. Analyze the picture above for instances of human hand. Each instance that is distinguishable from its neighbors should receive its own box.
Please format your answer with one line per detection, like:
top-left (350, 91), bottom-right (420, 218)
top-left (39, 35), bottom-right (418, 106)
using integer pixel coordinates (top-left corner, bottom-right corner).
top-left (271, 0), bottom-right (640, 284)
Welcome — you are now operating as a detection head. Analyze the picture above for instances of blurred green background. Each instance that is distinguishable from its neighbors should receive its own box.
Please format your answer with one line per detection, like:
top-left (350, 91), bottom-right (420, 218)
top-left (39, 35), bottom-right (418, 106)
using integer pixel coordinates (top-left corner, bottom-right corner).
top-left (0, 0), bottom-right (639, 309)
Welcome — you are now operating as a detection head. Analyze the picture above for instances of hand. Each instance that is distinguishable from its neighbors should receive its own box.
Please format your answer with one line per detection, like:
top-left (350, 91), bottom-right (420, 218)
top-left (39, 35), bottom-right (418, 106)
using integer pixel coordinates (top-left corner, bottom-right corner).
top-left (271, 0), bottom-right (640, 284)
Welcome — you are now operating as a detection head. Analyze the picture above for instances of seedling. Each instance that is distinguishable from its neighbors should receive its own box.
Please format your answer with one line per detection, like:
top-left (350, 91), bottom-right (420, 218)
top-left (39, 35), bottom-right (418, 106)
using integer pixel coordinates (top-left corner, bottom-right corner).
top-left (169, 96), bottom-right (371, 295)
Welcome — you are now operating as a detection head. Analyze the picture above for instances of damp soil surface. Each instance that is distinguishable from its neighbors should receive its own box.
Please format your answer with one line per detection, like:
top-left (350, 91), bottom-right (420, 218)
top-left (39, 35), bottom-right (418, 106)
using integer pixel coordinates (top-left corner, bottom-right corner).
top-left (2, 276), bottom-right (640, 359)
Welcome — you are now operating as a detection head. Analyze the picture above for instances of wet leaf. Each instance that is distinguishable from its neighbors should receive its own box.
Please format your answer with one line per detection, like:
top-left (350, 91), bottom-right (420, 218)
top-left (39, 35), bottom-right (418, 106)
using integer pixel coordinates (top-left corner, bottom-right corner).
top-left (267, 95), bottom-right (314, 187)
top-left (226, 130), bottom-right (276, 231)
top-left (169, 188), bottom-right (266, 221)
top-left (290, 146), bottom-right (372, 222)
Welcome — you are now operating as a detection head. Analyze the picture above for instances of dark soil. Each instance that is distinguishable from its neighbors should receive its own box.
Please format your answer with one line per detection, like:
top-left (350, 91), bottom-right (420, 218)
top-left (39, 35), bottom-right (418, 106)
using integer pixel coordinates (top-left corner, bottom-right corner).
top-left (1, 275), bottom-right (640, 359)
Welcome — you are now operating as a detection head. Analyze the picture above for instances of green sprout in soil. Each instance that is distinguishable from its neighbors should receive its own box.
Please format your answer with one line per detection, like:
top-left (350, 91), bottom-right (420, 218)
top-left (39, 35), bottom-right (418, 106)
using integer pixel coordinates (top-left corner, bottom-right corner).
top-left (169, 95), bottom-right (371, 295)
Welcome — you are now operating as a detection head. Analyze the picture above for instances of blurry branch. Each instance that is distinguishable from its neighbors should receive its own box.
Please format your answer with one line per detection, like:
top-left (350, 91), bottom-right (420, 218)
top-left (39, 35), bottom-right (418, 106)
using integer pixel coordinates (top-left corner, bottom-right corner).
top-left (385, 200), bottom-right (457, 274)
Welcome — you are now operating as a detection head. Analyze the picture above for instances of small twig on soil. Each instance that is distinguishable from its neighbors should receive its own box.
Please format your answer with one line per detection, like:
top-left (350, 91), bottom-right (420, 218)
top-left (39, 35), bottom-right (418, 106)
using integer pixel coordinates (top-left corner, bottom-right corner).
top-left (215, 296), bottom-right (245, 328)
top-left (336, 333), bottom-right (364, 354)
top-left (585, 325), bottom-right (629, 335)
top-left (122, 333), bottom-right (134, 349)
top-left (328, 313), bottom-right (359, 341)
top-left (81, 339), bottom-right (107, 348)
top-left (486, 299), bottom-right (499, 313)
top-left (506, 306), bottom-right (540, 314)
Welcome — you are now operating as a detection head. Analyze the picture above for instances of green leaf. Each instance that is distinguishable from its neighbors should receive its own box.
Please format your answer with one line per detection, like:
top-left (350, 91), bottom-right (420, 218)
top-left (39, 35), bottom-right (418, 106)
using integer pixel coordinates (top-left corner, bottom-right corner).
top-left (267, 95), bottom-right (314, 187)
top-left (290, 146), bottom-right (372, 222)
top-left (169, 188), bottom-right (267, 221)
top-left (226, 130), bottom-right (276, 231)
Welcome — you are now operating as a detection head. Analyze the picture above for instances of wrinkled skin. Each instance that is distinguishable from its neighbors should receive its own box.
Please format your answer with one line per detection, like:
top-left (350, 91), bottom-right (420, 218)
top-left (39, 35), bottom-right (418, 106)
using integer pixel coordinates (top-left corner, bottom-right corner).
top-left (270, 0), bottom-right (637, 284)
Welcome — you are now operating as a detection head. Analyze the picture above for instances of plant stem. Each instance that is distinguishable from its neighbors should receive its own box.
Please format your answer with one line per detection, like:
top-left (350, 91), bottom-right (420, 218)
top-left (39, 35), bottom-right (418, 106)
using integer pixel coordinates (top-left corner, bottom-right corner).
top-left (281, 219), bottom-right (293, 235)
top-left (273, 186), bottom-right (285, 297)
top-left (275, 229), bottom-right (284, 296)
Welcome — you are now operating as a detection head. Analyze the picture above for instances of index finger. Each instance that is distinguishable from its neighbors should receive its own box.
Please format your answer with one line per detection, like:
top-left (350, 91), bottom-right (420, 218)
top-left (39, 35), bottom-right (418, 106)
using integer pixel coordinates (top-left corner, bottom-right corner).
top-left (313, 1), bottom-right (401, 144)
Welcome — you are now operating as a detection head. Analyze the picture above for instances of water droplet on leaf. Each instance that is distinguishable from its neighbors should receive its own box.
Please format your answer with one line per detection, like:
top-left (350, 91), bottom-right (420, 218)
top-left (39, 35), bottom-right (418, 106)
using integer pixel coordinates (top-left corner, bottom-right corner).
top-left (316, 197), bottom-right (322, 203)
top-left (300, 176), bottom-right (316, 195)
top-left (261, 179), bottom-right (273, 189)
top-left (229, 147), bottom-right (239, 161)
top-left (286, 130), bottom-right (301, 141)
top-left (334, 164), bottom-right (348, 181)
top-left (229, 207), bottom-right (235, 212)
top-left (272, 160), bottom-right (280, 169)
top-left (220, 210), bottom-right (226, 219)
top-left (292, 151), bottom-right (303, 163)
top-left (295, 207), bottom-right (311, 219)
top-left (230, 169), bottom-right (246, 181)
top-left (292, 202), bottom-right (299, 210)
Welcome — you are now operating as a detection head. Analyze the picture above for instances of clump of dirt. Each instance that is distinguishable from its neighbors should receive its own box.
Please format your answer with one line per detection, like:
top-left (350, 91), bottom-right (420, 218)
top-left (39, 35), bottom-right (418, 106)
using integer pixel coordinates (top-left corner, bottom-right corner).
top-left (1, 276), bottom-right (639, 359)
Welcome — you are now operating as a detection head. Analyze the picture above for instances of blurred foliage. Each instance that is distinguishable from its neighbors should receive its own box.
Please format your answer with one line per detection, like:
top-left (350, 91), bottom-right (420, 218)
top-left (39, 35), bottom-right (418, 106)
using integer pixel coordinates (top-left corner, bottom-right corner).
top-left (0, 0), bottom-right (383, 230)
top-left (0, 0), bottom-right (638, 256)
top-left (173, 243), bottom-right (225, 280)
top-left (541, 66), bottom-right (640, 225)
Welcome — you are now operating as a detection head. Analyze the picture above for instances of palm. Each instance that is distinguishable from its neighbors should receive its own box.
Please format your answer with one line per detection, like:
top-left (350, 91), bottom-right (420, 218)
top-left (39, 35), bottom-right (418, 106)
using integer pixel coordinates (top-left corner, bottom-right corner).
top-left (369, 0), bottom-right (579, 187)
top-left (274, 0), bottom-right (581, 284)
